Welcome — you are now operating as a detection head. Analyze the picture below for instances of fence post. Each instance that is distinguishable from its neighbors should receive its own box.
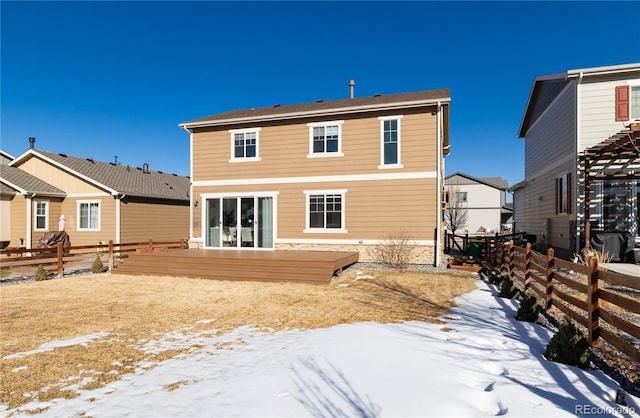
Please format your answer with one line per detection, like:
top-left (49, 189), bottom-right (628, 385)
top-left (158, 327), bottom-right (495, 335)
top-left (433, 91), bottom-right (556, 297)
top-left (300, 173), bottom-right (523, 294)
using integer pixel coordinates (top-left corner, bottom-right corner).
top-left (508, 240), bottom-right (515, 278)
top-left (148, 239), bottom-right (153, 251)
top-left (524, 242), bottom-right (531, 291)
top-left (108, 240), bottom-right (114, 271)
top-left (545, 248), bottom-right (554, 309)
top-left (464, 233), bottom-right (469, 255)
top-left (57, 242), bottom-right (63, 278)
top-left (587, 256), bottom-right (600, 347)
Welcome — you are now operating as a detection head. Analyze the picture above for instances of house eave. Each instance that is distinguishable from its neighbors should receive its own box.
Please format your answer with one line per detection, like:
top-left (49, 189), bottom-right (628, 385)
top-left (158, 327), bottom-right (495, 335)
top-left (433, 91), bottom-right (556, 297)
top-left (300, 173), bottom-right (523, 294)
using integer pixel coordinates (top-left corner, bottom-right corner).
top-left (180, 97), bottom-right (451, 129)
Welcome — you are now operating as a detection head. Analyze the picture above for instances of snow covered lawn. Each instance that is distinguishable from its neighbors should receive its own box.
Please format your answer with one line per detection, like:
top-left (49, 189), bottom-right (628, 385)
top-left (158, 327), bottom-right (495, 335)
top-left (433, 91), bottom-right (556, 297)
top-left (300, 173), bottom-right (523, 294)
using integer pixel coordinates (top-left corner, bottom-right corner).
top-left (3, 280), bottom-right (638, 417)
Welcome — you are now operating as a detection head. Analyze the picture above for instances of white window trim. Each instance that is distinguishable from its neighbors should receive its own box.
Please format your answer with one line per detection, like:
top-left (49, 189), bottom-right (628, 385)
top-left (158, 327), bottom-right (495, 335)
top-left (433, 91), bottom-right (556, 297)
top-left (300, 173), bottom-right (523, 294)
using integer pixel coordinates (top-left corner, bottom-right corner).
top-left (303, 189), bottom-right (347, 233)
top-left (307, 121), bottom-right (344, 158)
top-left (34, 200), bottom-right (49, 231)
top-left (378, 115), bottom-right (404, 169)
top-left (77, 200), bottom-right (101, 231)
top-left (229, 128), bottom-right (262, 163)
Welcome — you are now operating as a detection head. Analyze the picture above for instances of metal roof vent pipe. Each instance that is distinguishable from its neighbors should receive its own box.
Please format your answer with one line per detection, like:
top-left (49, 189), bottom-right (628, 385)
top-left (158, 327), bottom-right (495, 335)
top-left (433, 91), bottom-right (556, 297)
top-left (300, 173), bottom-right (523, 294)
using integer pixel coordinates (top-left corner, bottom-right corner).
top-left (349, 80), bottom-right (355, 99)
top-left (29, 137), bottom-right (36, 149)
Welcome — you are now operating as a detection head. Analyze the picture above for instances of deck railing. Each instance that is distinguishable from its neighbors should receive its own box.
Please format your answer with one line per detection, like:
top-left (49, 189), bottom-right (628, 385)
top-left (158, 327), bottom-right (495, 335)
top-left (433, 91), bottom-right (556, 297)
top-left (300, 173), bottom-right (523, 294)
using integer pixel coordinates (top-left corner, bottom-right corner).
top-left (0, 238), bottom-right (189, 279)
top-left (444, 231), bottom-right (527, 255)
top-left (485, 240), bottom-right (640, 363)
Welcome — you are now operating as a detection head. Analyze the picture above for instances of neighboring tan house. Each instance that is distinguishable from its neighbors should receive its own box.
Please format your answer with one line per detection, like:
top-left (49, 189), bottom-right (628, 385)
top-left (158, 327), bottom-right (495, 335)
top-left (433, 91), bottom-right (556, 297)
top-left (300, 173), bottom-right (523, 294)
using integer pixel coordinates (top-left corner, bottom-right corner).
top-left (444, 172), bottom-right (512, 235)
top-left (0, 150), bottom-right (17, 245)
top-left (0, 138), bottom-right (190, 249)
top-left (179, 88), bottom-right (451, 266)
top-left (514, 63), bottom-right (640, 260)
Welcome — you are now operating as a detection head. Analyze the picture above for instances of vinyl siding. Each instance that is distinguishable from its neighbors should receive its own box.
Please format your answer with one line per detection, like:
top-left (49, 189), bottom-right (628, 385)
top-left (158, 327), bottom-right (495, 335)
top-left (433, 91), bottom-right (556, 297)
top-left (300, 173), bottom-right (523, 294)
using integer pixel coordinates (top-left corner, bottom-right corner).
top-left (58, 197), bottom-right (117, 246)
top-left (120, 199), bottom-right (189, 243)
top-left (192, 109), bottom-right (439, 182)
top-left (1, 196), bottom-right (11, 242)
top-left (193, 177), bottom-right (438, 242)
top-left (10, 195), bottom-right (26, 247)
top-left (30, 198), bottom-right (63, 245)
top-left (18, 157), bottom-right (108, 195)
top-left (524, 84), bottom-right (576, 179)
top-left (579, 75), bottom-right (640, 150)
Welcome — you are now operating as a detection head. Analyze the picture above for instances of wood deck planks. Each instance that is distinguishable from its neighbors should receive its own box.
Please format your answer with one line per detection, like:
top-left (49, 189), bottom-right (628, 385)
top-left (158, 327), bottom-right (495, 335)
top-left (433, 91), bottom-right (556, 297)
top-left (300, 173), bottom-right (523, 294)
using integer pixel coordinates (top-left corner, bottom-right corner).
top-left (115, 249), bottom-right (359, 284)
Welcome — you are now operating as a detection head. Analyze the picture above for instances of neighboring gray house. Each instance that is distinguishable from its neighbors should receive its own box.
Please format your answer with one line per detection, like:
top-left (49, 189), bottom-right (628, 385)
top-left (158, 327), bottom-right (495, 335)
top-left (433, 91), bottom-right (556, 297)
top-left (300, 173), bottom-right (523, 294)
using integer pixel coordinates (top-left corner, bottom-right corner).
top-left (445, 172), bottom-right (512, 234)
top-left (514, 63), bottom-right (640, 260)
top-left (1, 150), bottom-right (15, 166)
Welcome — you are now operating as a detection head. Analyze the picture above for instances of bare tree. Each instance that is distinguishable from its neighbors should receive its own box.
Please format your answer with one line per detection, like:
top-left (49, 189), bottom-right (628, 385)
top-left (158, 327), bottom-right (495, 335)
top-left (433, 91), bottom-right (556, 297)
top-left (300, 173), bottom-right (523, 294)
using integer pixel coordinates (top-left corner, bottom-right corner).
top-left (444, 186), bottom-right (468, 234)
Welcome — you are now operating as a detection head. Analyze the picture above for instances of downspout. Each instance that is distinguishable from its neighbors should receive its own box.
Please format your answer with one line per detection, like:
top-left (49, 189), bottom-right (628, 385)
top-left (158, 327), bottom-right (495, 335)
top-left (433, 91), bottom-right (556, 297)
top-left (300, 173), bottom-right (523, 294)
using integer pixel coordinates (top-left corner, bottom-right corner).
top-left (181, 125), bottom-right (195, 247)
top-left (435, 101), bottom-right (443, 267)
top-left (115, 194), bottom-right (125, 244)
top-left (576, 72), bottom-right (584, 252)
top-left (26, 193), bottom-right (36, 249)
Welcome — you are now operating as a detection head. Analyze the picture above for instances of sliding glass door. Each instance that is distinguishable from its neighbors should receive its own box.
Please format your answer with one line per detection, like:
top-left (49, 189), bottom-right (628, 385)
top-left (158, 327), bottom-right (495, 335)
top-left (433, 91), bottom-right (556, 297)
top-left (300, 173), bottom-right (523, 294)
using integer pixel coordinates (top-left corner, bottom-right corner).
top-left (205, 196), bottom-right (273, 249)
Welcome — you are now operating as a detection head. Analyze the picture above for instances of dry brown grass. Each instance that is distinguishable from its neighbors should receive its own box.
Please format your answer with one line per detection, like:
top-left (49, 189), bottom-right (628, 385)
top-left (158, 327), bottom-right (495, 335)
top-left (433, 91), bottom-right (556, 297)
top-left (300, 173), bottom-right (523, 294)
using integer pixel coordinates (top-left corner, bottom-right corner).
top-left (0, 269), bottom-right (477, 411)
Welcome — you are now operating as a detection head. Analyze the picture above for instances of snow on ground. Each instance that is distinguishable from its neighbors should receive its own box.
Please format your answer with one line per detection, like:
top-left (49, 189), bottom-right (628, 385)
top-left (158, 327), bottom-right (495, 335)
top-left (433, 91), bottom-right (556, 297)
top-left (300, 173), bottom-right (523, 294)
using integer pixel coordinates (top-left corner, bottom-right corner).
top-left (4, 280), bottom-right (639, 417)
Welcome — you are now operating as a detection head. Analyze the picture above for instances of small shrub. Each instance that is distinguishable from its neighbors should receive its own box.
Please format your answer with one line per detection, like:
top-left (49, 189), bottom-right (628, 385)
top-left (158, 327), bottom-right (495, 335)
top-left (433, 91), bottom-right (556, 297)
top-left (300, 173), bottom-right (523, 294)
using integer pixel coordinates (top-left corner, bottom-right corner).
top-left (91, 255), bottom-right (104, 274)
top-left (544, 318), bottom-right (590, 369)
top-left (487, 270), bottom-right (503, 285)
top-left (499, 275), bottom-right (518, 299)
top-left (516, 292), bottom-right (540, 323)
top-left (366, 230), bottom-right (417, 269)
top-left (34, 264), bottom-right (48, 281)
top-left (573, 245), bottom-right (613, 269)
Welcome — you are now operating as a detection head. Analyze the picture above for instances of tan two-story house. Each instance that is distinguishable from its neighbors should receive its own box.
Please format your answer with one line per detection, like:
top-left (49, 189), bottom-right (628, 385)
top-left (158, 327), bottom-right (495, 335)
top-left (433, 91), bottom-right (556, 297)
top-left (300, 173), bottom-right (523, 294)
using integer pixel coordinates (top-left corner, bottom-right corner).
top-left (180, 88), bottom-right (451, 265)
top-left (1, 139), bottom-right (190, 249)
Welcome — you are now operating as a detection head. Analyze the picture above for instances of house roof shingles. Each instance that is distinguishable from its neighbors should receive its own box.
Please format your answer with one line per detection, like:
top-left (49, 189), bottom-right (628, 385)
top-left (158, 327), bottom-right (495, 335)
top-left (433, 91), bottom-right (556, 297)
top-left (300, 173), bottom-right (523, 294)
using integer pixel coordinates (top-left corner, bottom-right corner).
top-left (25, 151), bottom-right (190, 201)
top-left (0, 165), bottom-right (65, 196)
top-left (181, 88), bottom-right (451, 127)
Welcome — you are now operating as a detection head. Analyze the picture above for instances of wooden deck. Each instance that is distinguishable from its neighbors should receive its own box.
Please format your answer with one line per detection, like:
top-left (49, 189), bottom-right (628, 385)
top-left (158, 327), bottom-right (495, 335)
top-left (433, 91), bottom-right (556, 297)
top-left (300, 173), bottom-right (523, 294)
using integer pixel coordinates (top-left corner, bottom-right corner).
top-left (114, 249), bottom-right (359, 284)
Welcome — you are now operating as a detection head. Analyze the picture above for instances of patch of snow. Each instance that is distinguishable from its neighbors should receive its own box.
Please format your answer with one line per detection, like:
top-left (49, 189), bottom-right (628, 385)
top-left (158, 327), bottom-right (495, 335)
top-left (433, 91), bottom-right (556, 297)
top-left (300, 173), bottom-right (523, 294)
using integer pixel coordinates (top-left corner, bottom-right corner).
top-left (3, 332), bottom-right (109, 360)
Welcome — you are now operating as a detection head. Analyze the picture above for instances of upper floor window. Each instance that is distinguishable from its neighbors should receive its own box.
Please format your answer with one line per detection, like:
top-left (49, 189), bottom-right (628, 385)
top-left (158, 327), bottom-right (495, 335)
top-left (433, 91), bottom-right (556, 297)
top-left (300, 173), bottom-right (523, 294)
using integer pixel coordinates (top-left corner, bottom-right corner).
top-left (304, 190), bottom-right (347, 233)
top-left (78, 201), bottom-right (100, 231)
top-left (615, 85), bottom-right (640, 121)
top-left (34, 201), bottom-right (49, 231)
top-left (458, 192), bottom-right (468, 203)
top-left (307, 121), bottom-right (344, 158)
top-left (229, 128), bottom-right (261, 162)
top-left (378, 116), bottom-right (403, 168)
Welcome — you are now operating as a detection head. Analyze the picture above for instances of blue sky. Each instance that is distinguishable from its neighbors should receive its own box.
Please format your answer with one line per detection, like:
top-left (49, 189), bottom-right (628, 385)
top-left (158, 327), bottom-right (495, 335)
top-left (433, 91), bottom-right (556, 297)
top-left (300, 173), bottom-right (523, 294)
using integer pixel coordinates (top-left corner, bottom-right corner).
top-left (2, 1), bottom-right (639, 188)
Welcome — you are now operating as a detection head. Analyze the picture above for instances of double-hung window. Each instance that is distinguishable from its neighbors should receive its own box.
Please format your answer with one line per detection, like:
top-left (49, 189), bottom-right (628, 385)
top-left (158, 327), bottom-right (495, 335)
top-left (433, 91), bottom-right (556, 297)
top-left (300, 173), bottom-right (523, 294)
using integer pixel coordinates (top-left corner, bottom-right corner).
top-left (378, 116), bottom-right (403, 168)
top-left (631, 86), bottom-right (640, 120)
top-left (307, 121), bottom-right (344, 158)
top-left (304, 190), bottom-right (347, 233)
top-left (230, 128), bottom-right (261, 162)
top-left (34, 201), bottom-right (49, 231)
top-left (78, 201), bottom-right (100, 231)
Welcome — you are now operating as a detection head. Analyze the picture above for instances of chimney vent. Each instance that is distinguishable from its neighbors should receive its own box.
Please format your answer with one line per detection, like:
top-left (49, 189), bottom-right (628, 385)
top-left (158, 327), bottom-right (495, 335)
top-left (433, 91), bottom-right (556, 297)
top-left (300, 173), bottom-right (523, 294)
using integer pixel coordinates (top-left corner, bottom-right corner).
top-left (349, 80), bottom-right (355, 99)
top-left (29, 137), bottom-right (36, 149)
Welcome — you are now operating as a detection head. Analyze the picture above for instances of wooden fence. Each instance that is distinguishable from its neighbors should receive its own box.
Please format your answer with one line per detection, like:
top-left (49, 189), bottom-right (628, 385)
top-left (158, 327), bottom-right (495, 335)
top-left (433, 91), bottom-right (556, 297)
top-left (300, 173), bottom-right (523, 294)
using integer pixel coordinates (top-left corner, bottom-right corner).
top-left (444, 231), bottom-right (527, 255)
top-left (485, 240), bottom-right (640, 363)
top-left (0, 239), bottom-right (188, 280)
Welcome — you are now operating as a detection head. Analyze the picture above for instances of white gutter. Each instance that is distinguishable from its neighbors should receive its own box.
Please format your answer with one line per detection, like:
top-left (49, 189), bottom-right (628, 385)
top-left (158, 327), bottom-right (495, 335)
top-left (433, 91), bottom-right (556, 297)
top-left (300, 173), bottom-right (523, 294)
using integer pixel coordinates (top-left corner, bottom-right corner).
top-left (180, 97), bottom-right (452, 129)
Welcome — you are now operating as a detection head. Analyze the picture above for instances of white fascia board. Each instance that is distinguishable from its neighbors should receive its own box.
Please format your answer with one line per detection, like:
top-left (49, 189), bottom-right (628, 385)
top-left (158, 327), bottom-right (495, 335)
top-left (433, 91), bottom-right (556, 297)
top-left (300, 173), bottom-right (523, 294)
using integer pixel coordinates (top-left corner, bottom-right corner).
top-left (567, 63), bottom-right (640, 78)
top-left (11, 150), bottom-right (119, 196)
top-left (180, 97), bottom-right (451, 129)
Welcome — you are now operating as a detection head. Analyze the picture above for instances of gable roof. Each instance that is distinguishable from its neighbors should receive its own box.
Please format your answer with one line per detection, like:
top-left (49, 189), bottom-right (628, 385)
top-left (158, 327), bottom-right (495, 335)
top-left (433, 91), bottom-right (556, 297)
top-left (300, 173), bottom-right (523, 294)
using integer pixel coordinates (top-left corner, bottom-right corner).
top-left (10, 150), bottom-right (190, 201)
top-left (445, 172), bottom-right (508, 190)
top-left (518, 62), bottom-right (640, 138)
top-left (180, 88), bottom-right (451, 128)
top-left (0, 165), bottom-right (66, 196)
top-left (1, 149), bottom-right (15, 164)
